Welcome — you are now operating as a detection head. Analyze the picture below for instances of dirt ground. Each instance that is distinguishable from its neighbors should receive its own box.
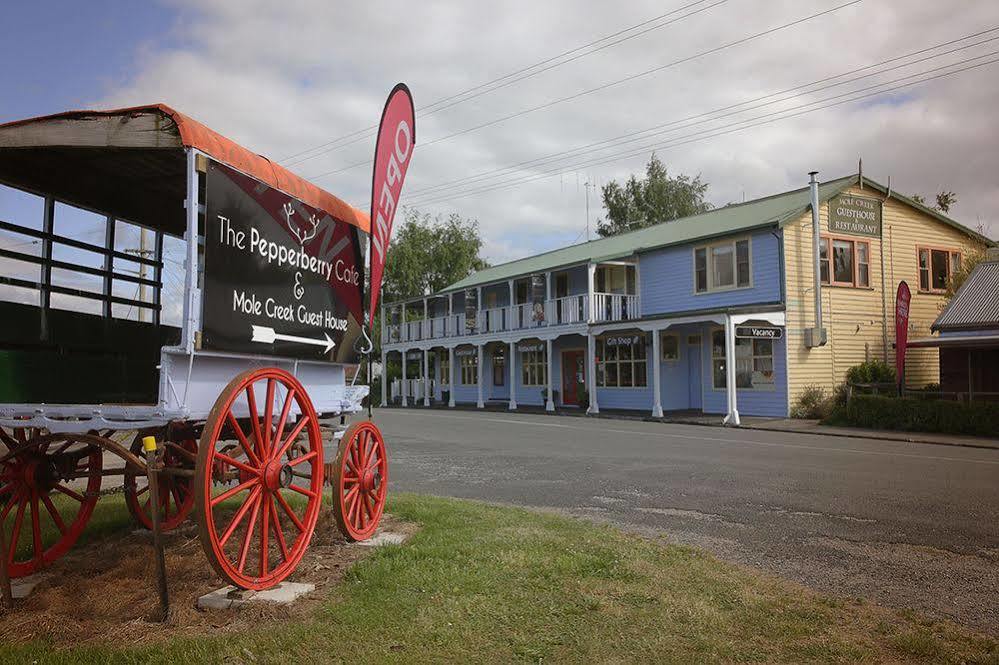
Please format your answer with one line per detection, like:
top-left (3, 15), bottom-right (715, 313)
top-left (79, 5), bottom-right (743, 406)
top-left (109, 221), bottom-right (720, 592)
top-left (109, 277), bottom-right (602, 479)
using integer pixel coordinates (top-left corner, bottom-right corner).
top-left (0, 509), bottom-right (415, 647)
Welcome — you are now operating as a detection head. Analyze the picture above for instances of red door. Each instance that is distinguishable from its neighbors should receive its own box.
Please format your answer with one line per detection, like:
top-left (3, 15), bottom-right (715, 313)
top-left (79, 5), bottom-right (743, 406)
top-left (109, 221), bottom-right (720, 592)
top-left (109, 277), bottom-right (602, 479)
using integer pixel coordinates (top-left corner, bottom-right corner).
top-left (561, 350), bottom-right (585, 405)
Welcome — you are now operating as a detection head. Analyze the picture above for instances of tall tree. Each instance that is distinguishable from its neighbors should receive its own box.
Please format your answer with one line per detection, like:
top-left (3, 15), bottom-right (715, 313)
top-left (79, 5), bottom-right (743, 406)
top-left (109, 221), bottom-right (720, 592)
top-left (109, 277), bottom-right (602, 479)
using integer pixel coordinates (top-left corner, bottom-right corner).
top-left (911, 190), bottom-right (957, 213)
top-left (381, 209), bottom-right (490, 303)
top-left (597, 154), bottom-right (711, 237)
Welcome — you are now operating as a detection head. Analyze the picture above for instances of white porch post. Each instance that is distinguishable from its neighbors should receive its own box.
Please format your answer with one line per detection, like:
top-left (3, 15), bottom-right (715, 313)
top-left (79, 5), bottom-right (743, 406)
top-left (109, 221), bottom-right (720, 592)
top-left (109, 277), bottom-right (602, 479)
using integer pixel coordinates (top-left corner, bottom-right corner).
top-left (401, 350), bottom-right (408, 407)
top-left (380, 348), bottom-right (388, 407)
top-left (723, 314), bottom-right (741, 426)
top-left (476, 286), bottom-right (483, 333)
top-left (545, 272), bottom-right (552, 326)
top-left (586, 263), bottom-right (596, 323)
top-left (508, 340), bottom-right (517, 410)
top-left (476, 344), bottom-right (485, 408)
top-left (448, 346), bottom-right (456, 407)
top-left (423, 348), bottom-right (431, 407)
top-left (586, 332), bottom-right (599, 414)
top-left (448, 292), bottom-right (454, 336)
top-left (508, 279), bottom-right (515, 330)
top-left (651, 330), bottom-right (664, 418)
top-left (545, 338), bottom-right (555, 412)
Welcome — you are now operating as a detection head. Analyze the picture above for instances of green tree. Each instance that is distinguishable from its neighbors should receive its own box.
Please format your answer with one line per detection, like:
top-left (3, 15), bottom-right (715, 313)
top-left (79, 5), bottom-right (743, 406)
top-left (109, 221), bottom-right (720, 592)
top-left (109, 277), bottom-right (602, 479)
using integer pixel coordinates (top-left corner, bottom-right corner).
top-left (597, 154), bottom-right (711, 237)
top-left (381, 209), bottom-right (490, 302)
top-left (911, 190), bottom-right (957, 213)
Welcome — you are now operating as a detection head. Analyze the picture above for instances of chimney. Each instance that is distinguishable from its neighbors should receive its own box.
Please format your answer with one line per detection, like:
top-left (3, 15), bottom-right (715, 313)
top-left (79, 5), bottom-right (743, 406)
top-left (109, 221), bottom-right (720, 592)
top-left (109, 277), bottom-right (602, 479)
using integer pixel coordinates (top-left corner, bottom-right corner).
top-left (804, 171), bottom-right (828, 348)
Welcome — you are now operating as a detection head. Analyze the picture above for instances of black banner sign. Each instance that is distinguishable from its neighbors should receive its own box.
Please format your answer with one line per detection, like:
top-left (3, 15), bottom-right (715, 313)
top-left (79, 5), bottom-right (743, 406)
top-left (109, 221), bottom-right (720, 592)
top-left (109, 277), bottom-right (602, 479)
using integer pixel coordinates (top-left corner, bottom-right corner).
top-left (202, 160), bottom-right (365, 362)
top-left (530, 274), bottom-right (546, 322)
top-left (464, 289), bottom-right (478, 331)
top-left (735, 325), bottom-right (783, 340)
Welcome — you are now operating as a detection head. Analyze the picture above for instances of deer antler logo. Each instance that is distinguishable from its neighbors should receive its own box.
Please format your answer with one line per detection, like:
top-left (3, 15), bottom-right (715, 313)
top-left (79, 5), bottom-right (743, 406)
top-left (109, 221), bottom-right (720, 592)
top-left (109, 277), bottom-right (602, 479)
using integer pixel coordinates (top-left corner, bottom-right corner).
top-left (282, 202), bottom-right (320, 246)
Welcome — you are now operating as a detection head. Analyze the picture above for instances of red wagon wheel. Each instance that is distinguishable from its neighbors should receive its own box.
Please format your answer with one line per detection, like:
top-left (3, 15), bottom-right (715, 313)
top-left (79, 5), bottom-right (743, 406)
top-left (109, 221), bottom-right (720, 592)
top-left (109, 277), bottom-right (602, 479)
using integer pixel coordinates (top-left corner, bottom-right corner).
top-left (0, 429), bottom-right (102, 577)
top-left (331, 421), bottom-right (388, 542)
top-left (124, 435), bottom-right (197, 531)
top-left (194, 367), bottom-right (324, 590)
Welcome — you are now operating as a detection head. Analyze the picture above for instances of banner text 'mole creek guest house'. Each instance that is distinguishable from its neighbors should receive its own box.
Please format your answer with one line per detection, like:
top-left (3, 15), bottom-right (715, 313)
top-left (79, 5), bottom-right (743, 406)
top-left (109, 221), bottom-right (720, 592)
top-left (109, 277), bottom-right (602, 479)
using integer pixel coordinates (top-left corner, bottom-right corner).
top-left (379, 173), bottom-right (994, 422)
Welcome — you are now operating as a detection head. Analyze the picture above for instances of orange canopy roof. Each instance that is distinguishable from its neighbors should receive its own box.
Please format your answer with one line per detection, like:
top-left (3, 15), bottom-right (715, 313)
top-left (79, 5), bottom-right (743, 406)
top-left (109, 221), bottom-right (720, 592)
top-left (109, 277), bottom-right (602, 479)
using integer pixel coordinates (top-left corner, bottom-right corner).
top-left (0, 103), bottom-right (370, 233)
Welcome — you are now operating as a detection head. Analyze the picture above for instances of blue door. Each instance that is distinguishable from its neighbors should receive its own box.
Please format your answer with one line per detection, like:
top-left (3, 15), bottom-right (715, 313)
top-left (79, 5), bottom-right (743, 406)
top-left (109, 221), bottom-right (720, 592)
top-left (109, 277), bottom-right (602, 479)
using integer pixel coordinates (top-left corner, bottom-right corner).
top-left (687, 335), bottom-right (702, 410)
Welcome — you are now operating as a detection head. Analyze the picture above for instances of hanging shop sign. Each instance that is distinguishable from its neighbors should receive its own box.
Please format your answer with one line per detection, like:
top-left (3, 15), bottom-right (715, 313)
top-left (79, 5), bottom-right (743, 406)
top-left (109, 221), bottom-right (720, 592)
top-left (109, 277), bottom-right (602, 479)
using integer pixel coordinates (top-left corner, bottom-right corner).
top-left (464, 288), bottom-right (478, 330)
top-left (406, 351), bottom-right (423, 360)
top-left (455, 347), bottom-right (477, 357)
top-left (530, 274), bottom-right (546, 322)
top-left (202, 159), bottom-right (365, 362)
top-left (604, 334), bottom-right (643, 347)
top-left (735, 325), bottom-right (783, 340)
top-left (827, 194), bottom-right (882, 237)
top-left (518, 341), bottom-right (544, 353)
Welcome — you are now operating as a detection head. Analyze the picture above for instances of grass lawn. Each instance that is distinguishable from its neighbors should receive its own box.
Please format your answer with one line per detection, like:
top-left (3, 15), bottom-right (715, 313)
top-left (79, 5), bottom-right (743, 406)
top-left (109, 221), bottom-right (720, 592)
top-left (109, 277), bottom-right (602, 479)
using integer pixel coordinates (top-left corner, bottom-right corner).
top-left (1, 494), bottom-right (996, 664)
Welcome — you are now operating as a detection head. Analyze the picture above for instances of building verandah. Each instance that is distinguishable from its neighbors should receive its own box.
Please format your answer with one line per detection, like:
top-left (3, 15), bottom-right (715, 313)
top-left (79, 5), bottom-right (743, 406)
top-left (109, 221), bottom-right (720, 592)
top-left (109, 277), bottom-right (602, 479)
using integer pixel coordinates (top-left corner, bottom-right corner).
top-left (382, 307), bottom-right (788, 422)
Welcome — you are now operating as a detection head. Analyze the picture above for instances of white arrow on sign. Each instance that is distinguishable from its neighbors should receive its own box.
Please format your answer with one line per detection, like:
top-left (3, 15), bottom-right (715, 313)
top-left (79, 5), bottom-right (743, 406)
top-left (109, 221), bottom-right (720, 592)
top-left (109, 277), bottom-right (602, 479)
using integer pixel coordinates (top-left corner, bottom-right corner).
top-left (251, 325), bottom-right (336, 353)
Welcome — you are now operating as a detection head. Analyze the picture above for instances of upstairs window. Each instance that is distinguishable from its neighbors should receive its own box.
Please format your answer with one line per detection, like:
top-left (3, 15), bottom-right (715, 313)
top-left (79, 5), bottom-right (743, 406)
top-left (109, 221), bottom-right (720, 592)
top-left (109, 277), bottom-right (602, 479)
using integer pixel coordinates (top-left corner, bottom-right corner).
top-left (819, 236), bottom-right (870, 288)
top-left (694, 238), bottom-right (751, 293)
top-left (918, 246), bottom-right (961, 293)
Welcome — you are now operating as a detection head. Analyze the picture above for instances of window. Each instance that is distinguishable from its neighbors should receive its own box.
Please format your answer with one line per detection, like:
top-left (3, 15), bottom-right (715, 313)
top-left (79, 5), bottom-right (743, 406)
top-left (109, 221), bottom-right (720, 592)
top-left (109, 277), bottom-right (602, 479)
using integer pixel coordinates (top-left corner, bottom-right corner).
top-left (521, 346), bottom-right (547, 386)
top-left (661, 333), bottom-right (679, 361)
top-left (596, 335), bottom-right (647, 387)
top-left (555, 272), bottom-right (569, 298)
top-left (595, 264), bottom-right (636, 294)
top-left (694, 238), bottom-right (751, 293)
top-left (918, 246), bottom-right (962, 293)
top-left (459, 352), bottom-right (478, 384)
top-left (711, 330), bottom-right (775, 390)
top-left (439, 352), bottom-right (450, 386)
top-left (819, 236), bottom-right (870, 288)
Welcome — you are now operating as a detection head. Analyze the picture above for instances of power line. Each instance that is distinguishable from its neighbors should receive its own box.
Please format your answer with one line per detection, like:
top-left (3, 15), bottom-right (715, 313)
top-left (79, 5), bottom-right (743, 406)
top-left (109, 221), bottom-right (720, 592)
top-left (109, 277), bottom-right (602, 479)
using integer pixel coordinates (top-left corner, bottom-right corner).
top-left (278, 0), bottom-right (729, 166)
top-left (403, 29), bottom-right (999, 201)
top-left (408, 55), bottom-right (999, 207)
top-left (307, 0), bottom-right (863, 182)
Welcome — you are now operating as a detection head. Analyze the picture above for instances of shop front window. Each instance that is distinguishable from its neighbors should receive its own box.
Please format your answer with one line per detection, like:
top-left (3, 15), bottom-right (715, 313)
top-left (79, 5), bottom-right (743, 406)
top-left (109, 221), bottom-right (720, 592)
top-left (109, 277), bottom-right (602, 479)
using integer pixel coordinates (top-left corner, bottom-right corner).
top-left (711, 330), bottom-right (776, 390)
top-left (596, 335), bottom-right (647, 387)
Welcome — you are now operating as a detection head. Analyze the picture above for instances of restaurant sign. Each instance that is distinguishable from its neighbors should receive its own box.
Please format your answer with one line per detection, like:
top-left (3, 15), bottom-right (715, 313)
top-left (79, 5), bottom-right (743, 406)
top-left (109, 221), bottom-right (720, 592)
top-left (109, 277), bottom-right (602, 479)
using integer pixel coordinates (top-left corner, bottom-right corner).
top-left (827, 194), bottom-right (881, 237)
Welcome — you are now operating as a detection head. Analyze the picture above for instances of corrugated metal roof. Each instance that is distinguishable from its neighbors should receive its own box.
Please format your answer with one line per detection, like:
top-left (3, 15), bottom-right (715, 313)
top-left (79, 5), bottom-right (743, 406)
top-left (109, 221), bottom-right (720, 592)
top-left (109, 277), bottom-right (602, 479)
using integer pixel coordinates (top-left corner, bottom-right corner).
top-left (442, 174), bottom-right (994, 294)
top-left (444, 176), bottom-right (858, 292)
top-left (932, 260), bottom-right (999, 332)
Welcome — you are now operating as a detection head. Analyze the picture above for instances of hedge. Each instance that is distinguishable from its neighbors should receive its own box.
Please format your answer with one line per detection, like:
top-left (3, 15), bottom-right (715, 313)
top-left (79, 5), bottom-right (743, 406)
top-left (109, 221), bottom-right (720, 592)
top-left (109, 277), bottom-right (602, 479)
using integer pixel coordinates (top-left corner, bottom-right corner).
top-left (826, 394), bottom-right (999, 437)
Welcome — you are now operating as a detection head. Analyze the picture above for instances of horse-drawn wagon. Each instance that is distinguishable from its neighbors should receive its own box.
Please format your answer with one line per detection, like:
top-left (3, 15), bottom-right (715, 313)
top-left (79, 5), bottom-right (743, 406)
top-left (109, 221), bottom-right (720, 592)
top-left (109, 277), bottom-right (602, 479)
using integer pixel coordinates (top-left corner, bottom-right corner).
top-left (0, 104), bottom-right (388, 592)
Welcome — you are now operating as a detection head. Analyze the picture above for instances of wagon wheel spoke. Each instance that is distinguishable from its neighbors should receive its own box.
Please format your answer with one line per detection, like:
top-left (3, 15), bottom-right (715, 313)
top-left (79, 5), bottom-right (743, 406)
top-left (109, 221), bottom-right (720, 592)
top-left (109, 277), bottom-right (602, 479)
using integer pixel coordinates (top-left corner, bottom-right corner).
top-left (52, 484), bottom-right (85, 503)
top-left (237, 494), bottom-right (262, 574)
top-left (259, 489), bottom-right (270, 576)
top-left (8, 498), bottom-right (27, 560)
top-left (219, 486), bottom-right (262, 547)
top-left (212, 477), bottom-right (259, 507)
top-left (30, 491), bottom-right (43, 564)
top-left (40, 493), bottom-right (67, 535)
top-left (274, 491), bottom-right (305, 533)
top-left (272, 388), bottom-right (295, 459)
top-left (226, 413), bottom-right (261, 468)
top-left (287, 450), bottom-right (317, 467)
top-left (269, 496), bottom-right (289, 562)
top-left (273, 416), bottom-right (310, 464)
top-left (214, 452), bottom-right (260, 477)
top-left (245, 387), bottom-right (266, 463)
top-left (263, 378), bottom-right (276, 459)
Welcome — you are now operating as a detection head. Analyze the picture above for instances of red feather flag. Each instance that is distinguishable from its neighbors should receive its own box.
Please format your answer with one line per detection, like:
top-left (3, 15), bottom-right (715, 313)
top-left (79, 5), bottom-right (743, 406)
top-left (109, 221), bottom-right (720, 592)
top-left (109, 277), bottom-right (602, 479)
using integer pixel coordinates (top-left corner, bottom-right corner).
top-left (368, 84), bottom-right (415, 327)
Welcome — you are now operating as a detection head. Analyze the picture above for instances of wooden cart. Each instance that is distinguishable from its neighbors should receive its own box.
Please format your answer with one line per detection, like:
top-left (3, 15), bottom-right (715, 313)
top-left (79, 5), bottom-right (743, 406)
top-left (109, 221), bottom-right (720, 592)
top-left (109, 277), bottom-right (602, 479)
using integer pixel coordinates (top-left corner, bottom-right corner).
top-left (0, 105), bottom-right (387, 591)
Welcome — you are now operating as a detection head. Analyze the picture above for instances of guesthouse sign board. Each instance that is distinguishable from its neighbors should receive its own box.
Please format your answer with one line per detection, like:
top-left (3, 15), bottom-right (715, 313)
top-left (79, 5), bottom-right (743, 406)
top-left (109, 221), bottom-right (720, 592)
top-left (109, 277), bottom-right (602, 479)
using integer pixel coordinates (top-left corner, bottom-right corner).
top-left (827, 194), bottom-right (882, 237)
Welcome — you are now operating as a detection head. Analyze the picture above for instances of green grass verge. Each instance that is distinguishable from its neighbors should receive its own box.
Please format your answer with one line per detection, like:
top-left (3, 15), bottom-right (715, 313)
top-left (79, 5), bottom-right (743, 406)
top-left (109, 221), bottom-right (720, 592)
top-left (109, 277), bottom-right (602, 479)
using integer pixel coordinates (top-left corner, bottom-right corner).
top-left (1, 494), bottom-right (996, 664)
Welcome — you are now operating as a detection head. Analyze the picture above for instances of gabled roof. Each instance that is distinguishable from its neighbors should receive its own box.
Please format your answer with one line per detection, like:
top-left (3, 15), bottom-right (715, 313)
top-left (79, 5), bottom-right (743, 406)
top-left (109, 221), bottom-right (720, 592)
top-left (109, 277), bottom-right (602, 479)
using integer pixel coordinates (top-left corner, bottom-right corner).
top-left (0, 104), bottom-right (369, 233)
top-left (443, 174), bottom-right (993, 294)
top-left (932, 259), bottom-right (999, 332)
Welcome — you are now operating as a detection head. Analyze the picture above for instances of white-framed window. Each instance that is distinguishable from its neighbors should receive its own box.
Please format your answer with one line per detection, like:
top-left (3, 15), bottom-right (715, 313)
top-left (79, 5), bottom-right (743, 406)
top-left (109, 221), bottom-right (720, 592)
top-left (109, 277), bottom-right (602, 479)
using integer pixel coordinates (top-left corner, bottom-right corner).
top-left (711, 330), bottom-right (775, 391)
top-left (660, 333), bottom-right (680, 361)
top-left (521, 347), bottom-right (547, 386)
top-left (459, 352), bottom-right (478, 385)
top-left (595, 263), bottom-right (637, 294)
top-left (439, 351), bottom-right (450, 386)
top-left (917, 246), bottom-right (962, 293)
top-left (694, 238), bottom-right (751, 293)
top-left (596, 334), bottom-right (647, 387)
top-left (819, 236), bottom-right (870, 288)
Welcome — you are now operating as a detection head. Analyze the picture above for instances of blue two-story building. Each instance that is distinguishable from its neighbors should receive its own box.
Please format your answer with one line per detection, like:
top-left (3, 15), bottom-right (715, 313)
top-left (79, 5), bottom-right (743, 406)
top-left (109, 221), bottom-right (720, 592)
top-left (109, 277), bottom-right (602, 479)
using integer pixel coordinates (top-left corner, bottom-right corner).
top-left (379, 173), bottom-right (992, 422)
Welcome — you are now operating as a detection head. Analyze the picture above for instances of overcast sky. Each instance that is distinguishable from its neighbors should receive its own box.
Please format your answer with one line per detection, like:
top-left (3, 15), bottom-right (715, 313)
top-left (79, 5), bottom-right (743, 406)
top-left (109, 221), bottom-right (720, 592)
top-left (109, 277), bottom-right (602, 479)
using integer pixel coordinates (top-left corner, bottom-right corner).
top-left (3, 0), bottom-right (998, 265)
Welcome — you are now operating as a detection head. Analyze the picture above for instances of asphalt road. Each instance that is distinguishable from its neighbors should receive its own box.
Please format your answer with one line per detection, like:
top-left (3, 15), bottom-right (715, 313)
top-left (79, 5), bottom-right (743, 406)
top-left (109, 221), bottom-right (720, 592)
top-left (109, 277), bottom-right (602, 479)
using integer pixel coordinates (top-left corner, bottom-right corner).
top-left (368, 407), bottom-right (999, 634)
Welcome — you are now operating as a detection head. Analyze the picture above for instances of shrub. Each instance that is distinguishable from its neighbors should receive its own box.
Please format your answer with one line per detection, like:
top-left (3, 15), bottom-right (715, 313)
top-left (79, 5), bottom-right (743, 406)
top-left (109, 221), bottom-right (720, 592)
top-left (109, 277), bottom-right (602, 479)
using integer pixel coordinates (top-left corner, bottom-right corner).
top-left (791, 385), bottom-right (832, 419)
top-left (845, 359), bottom-right (896, 385)
top-left (827, 395), bottom-right (999, 437)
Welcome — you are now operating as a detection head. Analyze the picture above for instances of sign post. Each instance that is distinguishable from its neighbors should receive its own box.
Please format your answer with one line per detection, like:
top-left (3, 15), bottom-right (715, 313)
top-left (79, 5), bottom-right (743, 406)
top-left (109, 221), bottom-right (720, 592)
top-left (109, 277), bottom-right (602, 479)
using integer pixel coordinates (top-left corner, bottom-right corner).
top-left (895, 281), bottom-right (911, 396)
